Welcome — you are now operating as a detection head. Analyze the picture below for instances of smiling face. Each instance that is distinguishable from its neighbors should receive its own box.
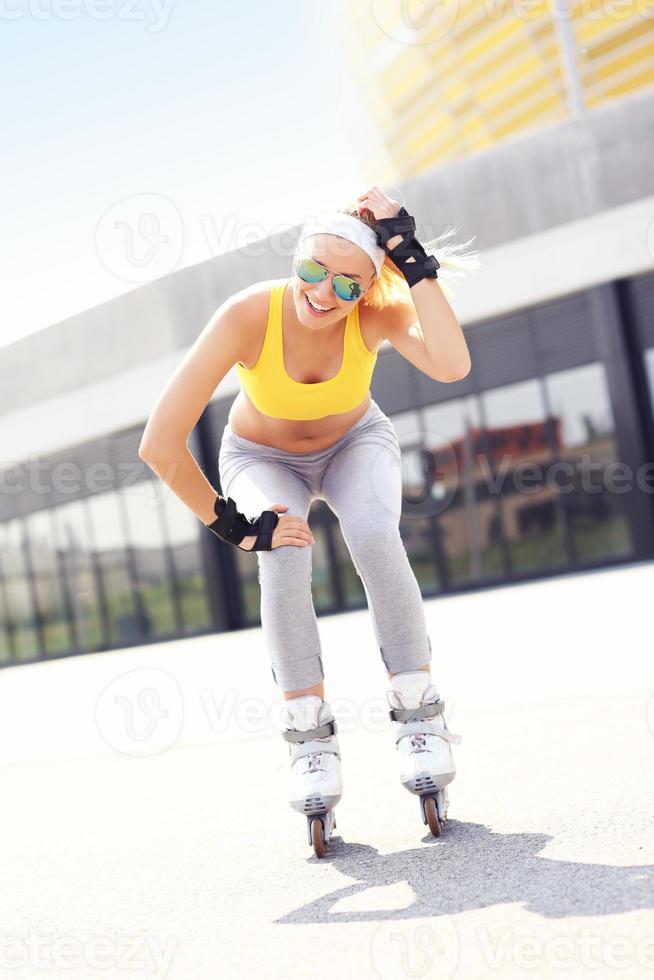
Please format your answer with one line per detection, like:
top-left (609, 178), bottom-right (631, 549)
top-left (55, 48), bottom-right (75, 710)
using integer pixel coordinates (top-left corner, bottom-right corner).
top-left (291, 232), bottom-right (377, 331)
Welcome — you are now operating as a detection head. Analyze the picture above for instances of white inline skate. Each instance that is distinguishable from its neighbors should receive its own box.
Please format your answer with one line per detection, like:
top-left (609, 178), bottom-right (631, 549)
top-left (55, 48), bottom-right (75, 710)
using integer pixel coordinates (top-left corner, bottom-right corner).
top-left (279, 694), bottom-right (342, 858)
top-left (387, 670), bottom-right (461, 837)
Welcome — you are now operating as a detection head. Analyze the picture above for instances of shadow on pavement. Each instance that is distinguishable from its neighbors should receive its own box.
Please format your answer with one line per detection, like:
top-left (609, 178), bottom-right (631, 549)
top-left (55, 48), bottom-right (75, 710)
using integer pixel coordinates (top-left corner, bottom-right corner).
top-left (274, 820), bottom-right (654, 924)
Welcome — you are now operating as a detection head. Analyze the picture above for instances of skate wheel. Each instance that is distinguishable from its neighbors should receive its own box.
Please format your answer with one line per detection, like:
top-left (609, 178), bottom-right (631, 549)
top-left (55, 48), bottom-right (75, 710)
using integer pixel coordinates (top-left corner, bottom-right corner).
top-left (424, 796), bottom-right (442, 837)
top-left (311, 817), bottom-right (326, 858)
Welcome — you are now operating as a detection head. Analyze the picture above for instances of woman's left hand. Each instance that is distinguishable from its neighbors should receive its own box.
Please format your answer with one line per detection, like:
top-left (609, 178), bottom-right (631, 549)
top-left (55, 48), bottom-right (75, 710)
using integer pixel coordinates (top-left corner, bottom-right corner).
top-left (356, 186), bottom-right (402, 222)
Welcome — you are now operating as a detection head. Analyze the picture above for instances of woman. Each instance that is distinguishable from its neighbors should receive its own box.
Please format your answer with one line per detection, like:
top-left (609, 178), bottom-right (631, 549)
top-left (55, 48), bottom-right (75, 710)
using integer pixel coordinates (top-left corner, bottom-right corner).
top-left (139, 186), bottom-right (476, 848)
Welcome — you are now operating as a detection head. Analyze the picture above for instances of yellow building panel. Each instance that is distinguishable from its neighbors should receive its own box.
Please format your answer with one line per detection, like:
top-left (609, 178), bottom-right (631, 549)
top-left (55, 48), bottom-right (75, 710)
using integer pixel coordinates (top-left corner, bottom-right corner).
top-left (493, 94), bottom-right (565, 139)
top-left (378, 47), bottom-right (420, 87)
top-left (405, 115), bottom-right (450, 157)
top-left (406, 115), bottom-right (462, 159)
top-left (477, 52), bottom-right (551, 102)
top-left (467, 29), bottom-right (556, 84)
top-left (574, 2), bottom-right (644, 43)
top-left (592, 37), bottom-right (654, 83)
top-left (425, 130), bottom-right (465, 159)
top-left (600, 63), bottom-right (654, 100)
top-left (575, 14), bottom-right (627, 45)
top-left (393, 92), bottom-right (456, 145)
top-left (442, 76), bottom-right (469, 103)
top-left (344, 0), bottom-right (653, 178)
top-left (387, 64), bottom-right (435, 106)
top-left (584, 17), bottom-right (654, 60)
top-left (464, 133), bottom-right (500, 156)
top-left (457, 112), bottom-right (495, 141)
top-left (461, 13), bottom-right (528, 63)
top-left (483, 74), bottom-right (564, 124)
top-left (410, 128), bottom-right (485, 171)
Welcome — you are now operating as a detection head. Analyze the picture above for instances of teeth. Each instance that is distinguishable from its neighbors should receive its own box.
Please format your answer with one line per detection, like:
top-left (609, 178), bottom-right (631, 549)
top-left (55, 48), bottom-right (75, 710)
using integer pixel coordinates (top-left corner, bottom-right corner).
top-left (307, 295), bottom-right (332, 312)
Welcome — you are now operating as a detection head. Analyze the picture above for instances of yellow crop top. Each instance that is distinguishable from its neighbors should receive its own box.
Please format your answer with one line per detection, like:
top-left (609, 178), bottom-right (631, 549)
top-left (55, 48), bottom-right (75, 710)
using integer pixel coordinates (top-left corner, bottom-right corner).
top-left (235, 278), bottom-right (378, 421)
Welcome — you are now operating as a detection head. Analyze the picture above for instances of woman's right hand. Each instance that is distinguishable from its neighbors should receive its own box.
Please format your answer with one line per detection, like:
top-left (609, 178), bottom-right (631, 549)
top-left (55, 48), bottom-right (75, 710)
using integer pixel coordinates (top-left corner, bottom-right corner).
top-left (238, 503), bottom-right (314, 551)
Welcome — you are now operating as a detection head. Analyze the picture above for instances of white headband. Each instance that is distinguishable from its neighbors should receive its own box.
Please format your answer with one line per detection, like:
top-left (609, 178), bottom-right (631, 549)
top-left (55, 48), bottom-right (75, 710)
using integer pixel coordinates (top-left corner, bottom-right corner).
top-left (299, 211), bottom-right (386, 277)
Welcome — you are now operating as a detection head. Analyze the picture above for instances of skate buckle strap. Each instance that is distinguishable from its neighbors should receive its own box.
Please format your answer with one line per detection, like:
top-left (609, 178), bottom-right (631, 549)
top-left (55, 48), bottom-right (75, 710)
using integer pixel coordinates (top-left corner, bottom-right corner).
top-left (282, 718), bottom-right (337, 743)
top-left (393, 718), bottom-right (461, 746)
top-left (389, 700), bottom-right (445, 724)
top-left (289, 737), bottom-right (340, 762)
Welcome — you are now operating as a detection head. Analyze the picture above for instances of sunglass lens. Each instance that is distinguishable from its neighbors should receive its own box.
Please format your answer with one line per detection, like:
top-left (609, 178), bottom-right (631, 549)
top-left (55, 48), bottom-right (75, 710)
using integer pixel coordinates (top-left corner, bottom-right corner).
top-left (333, 276), bottom-right (362, 302)
top-left (296, 258), bottom-right (326, 284)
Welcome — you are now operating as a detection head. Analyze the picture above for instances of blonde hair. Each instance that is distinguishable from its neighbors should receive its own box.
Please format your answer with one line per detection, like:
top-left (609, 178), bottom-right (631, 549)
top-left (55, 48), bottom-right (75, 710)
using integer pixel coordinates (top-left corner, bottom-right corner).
top-left (336, 204), bottom-right (480, 308)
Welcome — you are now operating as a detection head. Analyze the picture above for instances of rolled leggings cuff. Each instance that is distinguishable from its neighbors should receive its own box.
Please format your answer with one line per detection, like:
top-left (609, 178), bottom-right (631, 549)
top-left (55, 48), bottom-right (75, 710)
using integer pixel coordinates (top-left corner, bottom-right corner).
top-left (271, 652), bottom-right (325, 690)
top-left (380, 636), bottom-right (433, 674)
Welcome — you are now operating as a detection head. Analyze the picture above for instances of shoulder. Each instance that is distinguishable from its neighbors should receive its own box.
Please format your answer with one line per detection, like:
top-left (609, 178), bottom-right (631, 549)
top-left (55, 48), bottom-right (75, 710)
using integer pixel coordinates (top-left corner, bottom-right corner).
top-left (220, 278), bottom-right (284, 369)
top-left (223, 277), bottom-right (281, 321)
top-left (359, 291), bottom-right (417, 349)
top-left (378, 293), bottom-right (418, 338)
top-left (222, 276), bottom-right (282, 338)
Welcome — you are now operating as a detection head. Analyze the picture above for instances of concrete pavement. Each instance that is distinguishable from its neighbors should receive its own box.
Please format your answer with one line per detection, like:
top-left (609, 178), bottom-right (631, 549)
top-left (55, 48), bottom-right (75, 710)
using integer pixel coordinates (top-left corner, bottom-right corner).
top-left (1, 561), bottom-right (653, 979)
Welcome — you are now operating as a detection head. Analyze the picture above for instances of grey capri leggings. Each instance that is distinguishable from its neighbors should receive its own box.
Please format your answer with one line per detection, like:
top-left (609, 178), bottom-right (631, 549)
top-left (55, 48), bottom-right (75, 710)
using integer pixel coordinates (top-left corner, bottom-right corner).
top-left (217, 398), bottom-right (433, 692)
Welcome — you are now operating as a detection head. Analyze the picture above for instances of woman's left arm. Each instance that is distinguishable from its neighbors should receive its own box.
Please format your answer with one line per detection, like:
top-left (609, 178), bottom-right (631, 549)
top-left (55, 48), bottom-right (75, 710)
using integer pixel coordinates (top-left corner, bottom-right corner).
top-left (379, 286), bottom-right (471, 383)
top-left (401, 275), bottom-right (471, 380)
top-left (357, 185), bottom-right (472, 380)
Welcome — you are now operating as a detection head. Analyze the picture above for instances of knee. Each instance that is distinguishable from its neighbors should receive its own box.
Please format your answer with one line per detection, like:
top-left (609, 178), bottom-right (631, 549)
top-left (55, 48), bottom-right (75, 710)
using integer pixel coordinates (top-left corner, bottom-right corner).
top-left (257, 543), bottom-right (313, 587)
top-left (346, 521), bottom-right (404, 564)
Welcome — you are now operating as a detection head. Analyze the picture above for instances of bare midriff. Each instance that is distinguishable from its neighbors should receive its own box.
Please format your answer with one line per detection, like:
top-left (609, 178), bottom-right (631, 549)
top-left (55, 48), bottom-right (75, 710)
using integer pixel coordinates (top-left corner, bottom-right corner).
top-left (227, 283), bottom-right (384, 453)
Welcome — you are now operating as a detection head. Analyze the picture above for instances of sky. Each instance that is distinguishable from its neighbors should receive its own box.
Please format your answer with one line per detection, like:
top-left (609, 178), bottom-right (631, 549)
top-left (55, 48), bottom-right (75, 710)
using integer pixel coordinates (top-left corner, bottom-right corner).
top-left (1, 0), bottom-right (391, 349)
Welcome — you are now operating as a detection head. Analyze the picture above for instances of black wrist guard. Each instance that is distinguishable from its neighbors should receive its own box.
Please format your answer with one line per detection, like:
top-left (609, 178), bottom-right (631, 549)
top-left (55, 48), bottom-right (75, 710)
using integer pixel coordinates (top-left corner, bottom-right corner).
top-left (375, 206), bottom-right (440, 288)
top-left (205, 494), bottom-right (280, 551)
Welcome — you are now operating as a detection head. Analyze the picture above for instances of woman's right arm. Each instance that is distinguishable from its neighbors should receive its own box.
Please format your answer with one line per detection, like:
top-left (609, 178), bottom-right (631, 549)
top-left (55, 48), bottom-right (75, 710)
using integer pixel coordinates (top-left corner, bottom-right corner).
top-left (138, 288), bottom-right (314, 550)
